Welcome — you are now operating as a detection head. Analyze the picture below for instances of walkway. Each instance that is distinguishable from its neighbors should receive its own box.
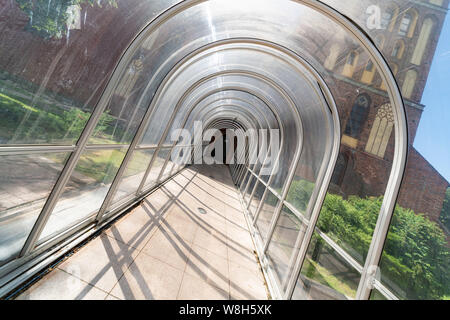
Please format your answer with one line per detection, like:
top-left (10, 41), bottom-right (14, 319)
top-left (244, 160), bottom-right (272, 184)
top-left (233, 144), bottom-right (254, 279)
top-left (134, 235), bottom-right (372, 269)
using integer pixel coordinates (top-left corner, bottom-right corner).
top-left (16, 165), bottom-right (269, 300)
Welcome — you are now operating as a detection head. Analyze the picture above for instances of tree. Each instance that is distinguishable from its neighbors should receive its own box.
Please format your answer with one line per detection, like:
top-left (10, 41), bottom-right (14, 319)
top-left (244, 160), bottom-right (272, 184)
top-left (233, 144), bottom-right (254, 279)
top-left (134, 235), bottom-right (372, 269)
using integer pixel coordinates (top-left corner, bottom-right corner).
top-left (15, 0), bottom-right (118, 39)
top-left (440, 188), bottom-right (450, 230)
top-left (287, 181), bottom-right (450, 300)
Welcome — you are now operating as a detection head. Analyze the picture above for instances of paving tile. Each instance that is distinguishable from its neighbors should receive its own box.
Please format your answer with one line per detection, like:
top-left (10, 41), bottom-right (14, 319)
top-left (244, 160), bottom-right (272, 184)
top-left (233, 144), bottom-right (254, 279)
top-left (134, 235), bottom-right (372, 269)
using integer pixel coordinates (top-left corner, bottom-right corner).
top-left (185, 244), bottom-right (230, 292)
top-left (177, 273), bottom-right (229, 300)
top-left (110, 254), bottom-right (184, 300)
top-left (159, 211), bottom-right (199, 244)
top-left (227, 243), bottom-right (259, 270)
top-left (229, 261), bottom-right (268, 300)
top-left (226, 223), bottom-right (255, 252)
top-left (16, 269), bottom-right (107, 300)
top-left (141, 227), bottom-right (191, 272)
top-left (104, 206), bottom-right (163, 250)
top-left (192, 227), bottom-right (228, 259)
top-left (16, 165), bottom-right (269, 301)
top-left (142, 189), bottom-right (173, 212)
top-left (58, 233), bottom-right (138, 293)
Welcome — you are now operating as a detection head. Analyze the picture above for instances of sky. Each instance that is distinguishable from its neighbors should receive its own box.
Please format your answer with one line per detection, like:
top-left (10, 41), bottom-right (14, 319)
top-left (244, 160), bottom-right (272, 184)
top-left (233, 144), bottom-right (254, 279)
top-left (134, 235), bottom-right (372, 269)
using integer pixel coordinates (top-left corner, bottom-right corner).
top-left (413, 12), bottom-right (450, 182)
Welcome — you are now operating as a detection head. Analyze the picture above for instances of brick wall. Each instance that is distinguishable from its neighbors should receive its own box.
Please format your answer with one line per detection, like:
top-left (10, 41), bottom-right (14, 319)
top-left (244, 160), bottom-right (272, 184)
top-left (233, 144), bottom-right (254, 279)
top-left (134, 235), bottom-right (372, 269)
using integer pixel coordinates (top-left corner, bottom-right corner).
top-left (398, 147), bottom-right (449, 222)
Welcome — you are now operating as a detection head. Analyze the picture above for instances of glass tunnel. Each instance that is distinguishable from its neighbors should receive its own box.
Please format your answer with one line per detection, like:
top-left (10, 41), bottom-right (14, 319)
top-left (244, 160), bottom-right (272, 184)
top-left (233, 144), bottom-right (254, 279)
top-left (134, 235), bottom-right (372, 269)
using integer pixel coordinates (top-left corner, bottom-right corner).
top-left (0, 0), bottom-right (449, 300)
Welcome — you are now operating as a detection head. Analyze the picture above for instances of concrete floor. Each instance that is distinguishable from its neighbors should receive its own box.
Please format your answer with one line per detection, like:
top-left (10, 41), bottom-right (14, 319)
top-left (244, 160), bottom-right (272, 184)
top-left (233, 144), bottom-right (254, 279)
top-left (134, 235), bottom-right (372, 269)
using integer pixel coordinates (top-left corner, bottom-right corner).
top-left (16, 165), bottom-right (269, 300)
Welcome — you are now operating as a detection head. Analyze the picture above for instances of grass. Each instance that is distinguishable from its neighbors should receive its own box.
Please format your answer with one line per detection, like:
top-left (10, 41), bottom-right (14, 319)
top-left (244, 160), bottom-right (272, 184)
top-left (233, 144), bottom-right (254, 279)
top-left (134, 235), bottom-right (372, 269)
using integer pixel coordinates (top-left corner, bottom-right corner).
top-left (302, 258), bottom-right (357, 298)
top-left (0, 89), bottom-right (155, 185)
top-left (48, 149), bottom-right (127, 184)
top-left (76, 149), bottom-right (126, 183)
top-left (0, 93), bottom-right (39, 113)
top-left (0, 92), bottom-right (69, 143)
top-left (48, 148), bottom-right (155, 185)
top-left (0, 90), bottom-right (127, 145)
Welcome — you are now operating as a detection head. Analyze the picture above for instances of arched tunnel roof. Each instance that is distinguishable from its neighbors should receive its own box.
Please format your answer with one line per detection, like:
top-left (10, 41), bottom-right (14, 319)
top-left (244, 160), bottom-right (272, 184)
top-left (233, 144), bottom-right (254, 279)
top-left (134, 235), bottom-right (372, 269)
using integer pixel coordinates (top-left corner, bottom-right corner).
top-left (0, 0), bottom-right (448, 301)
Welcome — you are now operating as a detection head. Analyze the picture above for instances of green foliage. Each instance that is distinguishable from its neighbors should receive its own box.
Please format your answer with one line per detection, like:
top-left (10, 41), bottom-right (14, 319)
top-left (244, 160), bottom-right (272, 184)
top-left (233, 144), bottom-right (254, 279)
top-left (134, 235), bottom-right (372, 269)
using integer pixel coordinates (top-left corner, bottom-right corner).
top-left (440, 188), bottom-right (450, 230)
top-left (61, 107), bottom-right (115, 141)
top-left (0, 92), bottom-right (66, 143)
top-left (0, 92), bottom-right (115, 144)
top-left (380, 203), bottom-right (450, 300)
top-left (286, 179), bottom-right (315, 213)
top-left (74, 149), bottom-right (125, 183)
top-left (61, 107), bottom-right (90, 138)
top-left (317, 194), bottom-right (380, 262)
top-left (315, 193), bottom-right (449, 300)
top-left (15, 0), bottom-right (117, 39)
top-left (286, 180), bottom-right (449, 299)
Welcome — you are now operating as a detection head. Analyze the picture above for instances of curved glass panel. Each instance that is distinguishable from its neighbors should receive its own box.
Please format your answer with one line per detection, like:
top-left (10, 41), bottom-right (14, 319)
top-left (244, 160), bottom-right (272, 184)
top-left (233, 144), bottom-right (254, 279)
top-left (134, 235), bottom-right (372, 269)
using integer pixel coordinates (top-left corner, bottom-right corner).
top-left (255, 191), bottom-right (281, 243)
top-left (0, 0), bottom-right (174, 145)
top-left (0, 0), bottom-right (447, 302)
top-left (142, 148), bottom-right (171, 190)
top-left (0, 152), bottom-right (69, 265)
top-left (248, 181), bottom-right (267, 218)
top-left (38, 148), bottom-right (127, 243)
top-left (321, 0), bottom-right (450, 300)
top-left (109, 148), bottom-right (155, 207)
top-left (292, 233), bottom-right (360, 300)
top-left (266, 205), bottom-right (307, 292)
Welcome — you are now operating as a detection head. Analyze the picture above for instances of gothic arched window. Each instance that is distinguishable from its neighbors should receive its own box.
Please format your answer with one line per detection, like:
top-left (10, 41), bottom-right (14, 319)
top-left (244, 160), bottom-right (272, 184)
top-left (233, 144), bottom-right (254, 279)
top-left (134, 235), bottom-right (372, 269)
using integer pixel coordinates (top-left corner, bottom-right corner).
top-left (361, 60), bottom-right (376, 84)
top-left (402, 69), bottom-right (418, 99)
top-left (365, 104), bottom-right (394, 158)
top-left (344, 94), bottom-right (371, 139)
top-left (399, 13), bottom-right (412, 36)
top-left (392, 40), bottom-right (405, 59)
top-left (342, 51), bottom-right (359, 77)
top-left (398, 9), bottom-right (418, 37)
top-left (411, 18), bottom-right (435, 65)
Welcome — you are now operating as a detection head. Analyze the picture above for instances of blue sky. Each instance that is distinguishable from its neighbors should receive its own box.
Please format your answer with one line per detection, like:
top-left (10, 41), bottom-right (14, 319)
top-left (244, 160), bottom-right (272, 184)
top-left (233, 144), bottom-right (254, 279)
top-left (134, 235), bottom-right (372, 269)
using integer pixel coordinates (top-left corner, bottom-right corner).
top-left (413, 12), bottom-right (450, 182)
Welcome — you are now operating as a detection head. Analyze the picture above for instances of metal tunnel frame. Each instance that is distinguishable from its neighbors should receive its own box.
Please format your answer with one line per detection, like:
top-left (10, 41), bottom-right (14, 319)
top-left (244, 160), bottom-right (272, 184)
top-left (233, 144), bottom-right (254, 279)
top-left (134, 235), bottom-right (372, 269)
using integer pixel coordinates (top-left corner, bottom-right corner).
top-left (0, 0), bottom-right (408, 301)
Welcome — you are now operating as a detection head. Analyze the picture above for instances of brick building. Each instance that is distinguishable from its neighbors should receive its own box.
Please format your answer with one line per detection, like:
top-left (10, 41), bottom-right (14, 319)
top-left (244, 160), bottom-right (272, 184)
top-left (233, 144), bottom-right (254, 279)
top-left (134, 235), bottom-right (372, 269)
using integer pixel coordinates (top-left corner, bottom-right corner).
top-left (322, 0), bottom-right (450, 223)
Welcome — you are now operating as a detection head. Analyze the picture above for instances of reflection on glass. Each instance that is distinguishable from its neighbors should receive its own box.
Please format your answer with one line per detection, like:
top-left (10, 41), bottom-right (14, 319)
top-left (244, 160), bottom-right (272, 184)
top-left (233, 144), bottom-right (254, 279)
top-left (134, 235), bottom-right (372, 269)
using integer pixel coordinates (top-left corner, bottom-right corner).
top-left (293, 233), bottom-right (360, 300)
top-left (0, 2), bottom-right (119, 145)
top-left (286, 179), bottom-right (315, 216)
top-left (0, 0), bottom-right (447, 301)
top-left (379, 200), bottom-right (450, 300)
top-left (249, 181), bottom-right (266, 218)
top-left (160, 161), bottom-right (176, 181)
top-left (255, 191), bottom-right (280, 243)
top-left (240, 170), bottom-right (251, 191)
top-left (142, 148), bottom-right (171, 190)
top-left (244, 175), bottom-right (257, 205)
top-left (38, 148), bottom-right (126, 243)
top-left (88, 61), bottom-right (147, 145)
top-left (0, 153), bottom-right (69, 265)
top-left (315, 193), bottom-right (379, 265)
top-left (370, 289), bottom-right (387, 300)
top-left (0, 88), bottom-right (91, 145)
top-left (267, 205), bottom-right (307, 290)
top-left (238, 168), bottom-right (247, 187)
top-left (140, 112), bottom-right (172, 146)
top-left (319, 0), bottom-right (450, 300)
top-left (110, 149), bottom-right (155, 207)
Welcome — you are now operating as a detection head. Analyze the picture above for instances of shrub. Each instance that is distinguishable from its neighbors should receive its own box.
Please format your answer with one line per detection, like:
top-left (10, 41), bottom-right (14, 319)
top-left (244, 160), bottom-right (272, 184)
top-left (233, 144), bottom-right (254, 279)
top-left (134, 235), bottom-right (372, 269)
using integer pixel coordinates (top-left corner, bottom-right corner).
top-left (286, 179), bottom-right (315, 213)
top-left (286, 183), bottom-right (450, 300)
top-left (440, 188), bottom-right (450, 231)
